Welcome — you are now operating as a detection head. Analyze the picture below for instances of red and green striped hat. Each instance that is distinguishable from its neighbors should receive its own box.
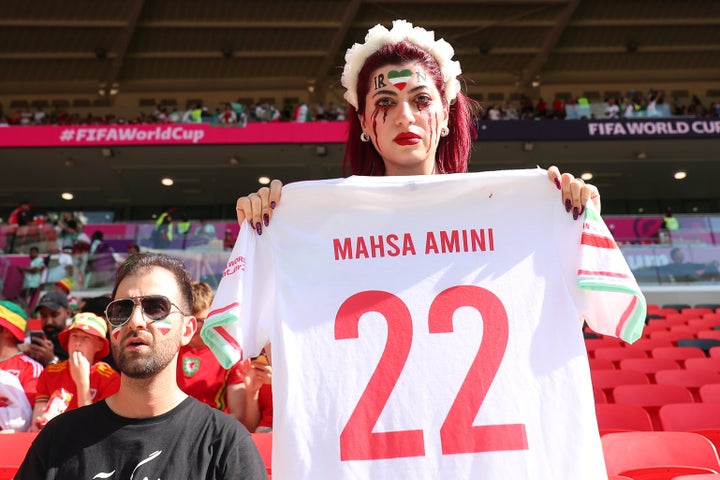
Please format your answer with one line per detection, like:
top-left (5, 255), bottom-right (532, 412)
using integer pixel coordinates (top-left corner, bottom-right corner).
top-left (0, 300), bottom-right (28, 343)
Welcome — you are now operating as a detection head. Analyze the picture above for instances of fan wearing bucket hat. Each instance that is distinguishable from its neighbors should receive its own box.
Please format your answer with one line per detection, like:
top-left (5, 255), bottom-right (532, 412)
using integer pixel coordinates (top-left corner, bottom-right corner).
top-left (0, 300), bottom-right (43, 408)
top-left (30, 312), bottom-right (119, 431)
top-left (26, 290), bottom-right (71, 367)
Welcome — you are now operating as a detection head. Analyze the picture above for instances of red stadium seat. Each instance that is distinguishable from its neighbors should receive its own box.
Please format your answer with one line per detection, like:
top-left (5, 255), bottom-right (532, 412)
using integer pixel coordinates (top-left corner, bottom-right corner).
top-left (588, 358), bottom-right (616, 370)
top-left (711, 347), bottom-right (720, 359)
top-left (618, 358), bottom-right (681, 383)
top-left (655, 370), bottom-right (720, 401)
top-left (658, 403), bottom-right (720, 431)
top-left (651, 346), bottom-right (706, 366)
top-left (688, 318), bottom-right (720, 330)
top-left (682, 308), bottom-right (715, 317)
top-left (0, 432), bottom-right (37, 480)
top-left (698, 331), bottom-right (720, 341)
top-left (625, 338), bottom-right (674, 355)
top-left (648, 330), bottom-right (696, 344)
top-left (601, 431), bottom-right (720, 477)
top-left (700, 384), bottom-right (720, 403)
top-left (594, 347), bottom-right (647, 367)
top-left (595, 403), bottom-right (654, 434)
top-left (251, 432), bottom-right (272, 478)
top-left (594, 385), bottom-right (608, 404)
top-left (672, 475), bottom-right (720, 480)
top-left (685, 357), bottom-right (720, 372)
top-left (612, 384), bottom-right (694, 431)
top-left (585, 337), bottom-right (625, 358)
top-left (591, 369), bottom-right (650, 402)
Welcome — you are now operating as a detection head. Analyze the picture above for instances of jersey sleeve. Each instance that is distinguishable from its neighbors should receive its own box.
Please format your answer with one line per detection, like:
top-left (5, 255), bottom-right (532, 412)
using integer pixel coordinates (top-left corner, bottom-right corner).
top-left (574, 203), bottom-right (646, 343)
top-left (202, 224), bottom-right (274, 368)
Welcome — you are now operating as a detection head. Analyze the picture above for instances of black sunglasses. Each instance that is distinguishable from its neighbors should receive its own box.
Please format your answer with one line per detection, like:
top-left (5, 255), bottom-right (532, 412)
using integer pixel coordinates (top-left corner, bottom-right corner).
top-left (105, 295), bottom-right (188, 328)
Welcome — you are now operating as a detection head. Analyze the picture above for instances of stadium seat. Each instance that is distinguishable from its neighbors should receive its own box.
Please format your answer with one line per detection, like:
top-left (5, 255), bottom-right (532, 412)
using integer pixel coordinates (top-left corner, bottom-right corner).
top-left (685, 357), bottom-right (720, 372)
top-left (655, 370), bottom-right (720, 401)
top-left (251, 432), bottom-right (272, 478)
top-left (585, 337), bottom-right (625, 357)
top-left (648, 330), bottom-right (696, 344)
top-left (677, 339), bottom-right (720, 355)
top-left (711, 347), bottom-right (720, 359)
top-left (594, 385), bottom-right (608, 404)
top-left (672, 475), bottom-right (720, 480)
top-left (589, 358), bottom-right (616, 370)
top-left (683, 308), bottom-right (715, 317)
top-left (700, 384), bottom-right (720, 403)
top-left (698, 331), bottom-right (720, 341)
top-left (594, 347), bottom-right (648, 367)
top-left (618, 358), bottom-right (681, 383)
top-left (601, 431), bottom-right (720, 477)
top-left (612, 384), bottom-right (694, 431)
top-left (595, 403), bottom-right (654, 434)
top-left (658, 403), bottom-right (720, 431)
top-left (0, 432), bottom-right (37, 480)
top-left (651, 346), bottom-right (706, 366)
top-left (591, 370), bottom-right (650, 402)
top-left (688, 318), bottom-right (720, 331)
top-left (625, 338), bottom-right (674, 355)
top-left (696, 304), bottom-right (720, 312)
top-left (662, 304), bottom-right (692, 312)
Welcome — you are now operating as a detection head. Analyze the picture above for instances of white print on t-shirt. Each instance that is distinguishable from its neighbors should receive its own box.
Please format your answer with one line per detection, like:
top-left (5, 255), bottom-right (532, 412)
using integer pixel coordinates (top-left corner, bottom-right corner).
top-left (92, 450), bottom-right (162, 480)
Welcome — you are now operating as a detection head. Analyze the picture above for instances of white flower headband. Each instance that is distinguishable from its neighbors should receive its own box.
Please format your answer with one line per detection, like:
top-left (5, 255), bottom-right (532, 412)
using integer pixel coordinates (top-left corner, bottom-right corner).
top-left (341, 19), bottom-right (462, 110)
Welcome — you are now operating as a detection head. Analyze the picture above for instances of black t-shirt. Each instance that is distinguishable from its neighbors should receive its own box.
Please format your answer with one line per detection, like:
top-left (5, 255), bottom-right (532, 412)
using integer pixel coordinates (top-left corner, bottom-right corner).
top-left (16, 396), bottom-right (268, 479)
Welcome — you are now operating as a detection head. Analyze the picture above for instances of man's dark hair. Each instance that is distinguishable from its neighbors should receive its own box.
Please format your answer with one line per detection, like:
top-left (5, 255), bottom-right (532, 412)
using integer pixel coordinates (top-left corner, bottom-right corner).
top-left (112, 253), bottom-right (193, 313)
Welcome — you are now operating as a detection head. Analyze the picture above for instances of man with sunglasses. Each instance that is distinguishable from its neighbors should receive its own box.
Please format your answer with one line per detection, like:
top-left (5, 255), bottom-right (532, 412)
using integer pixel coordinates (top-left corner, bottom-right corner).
top-left (16, 253), bottom-right (268, 479)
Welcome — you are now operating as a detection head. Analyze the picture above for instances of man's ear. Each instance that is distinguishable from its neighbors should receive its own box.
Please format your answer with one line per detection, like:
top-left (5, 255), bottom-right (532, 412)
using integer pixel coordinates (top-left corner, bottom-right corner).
top-left (180, 316), bottom-right (197, 346)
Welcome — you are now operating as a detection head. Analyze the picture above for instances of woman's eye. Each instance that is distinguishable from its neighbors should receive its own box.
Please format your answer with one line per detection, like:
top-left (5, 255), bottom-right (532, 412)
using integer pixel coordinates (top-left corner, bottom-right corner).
top-left (415, 94), bottom-right (432, 106)
top-left (376, 97), bottom-right (394, 108)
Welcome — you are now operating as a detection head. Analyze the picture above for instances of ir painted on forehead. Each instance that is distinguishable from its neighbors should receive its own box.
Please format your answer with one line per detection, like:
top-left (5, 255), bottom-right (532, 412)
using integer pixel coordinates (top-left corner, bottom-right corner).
top-left (373, 67), bottom-right (429, 92)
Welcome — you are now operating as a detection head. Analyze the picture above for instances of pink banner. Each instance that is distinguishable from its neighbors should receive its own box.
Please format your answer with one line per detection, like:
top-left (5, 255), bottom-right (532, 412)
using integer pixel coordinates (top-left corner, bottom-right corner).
top-left (0, 122), bottom-right (349, 147)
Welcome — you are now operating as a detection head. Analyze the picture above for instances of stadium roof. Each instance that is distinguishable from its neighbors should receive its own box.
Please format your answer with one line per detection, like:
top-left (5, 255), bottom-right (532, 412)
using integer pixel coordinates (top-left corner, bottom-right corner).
top-left (1, 0), bottom-right (720, 217)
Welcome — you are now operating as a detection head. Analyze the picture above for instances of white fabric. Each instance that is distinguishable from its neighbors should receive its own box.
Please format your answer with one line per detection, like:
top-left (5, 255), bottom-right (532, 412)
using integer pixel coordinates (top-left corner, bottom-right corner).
top-left (0, 369), bottom-right (32, 431)
top-left (203, 169), bottom-right (645, 479)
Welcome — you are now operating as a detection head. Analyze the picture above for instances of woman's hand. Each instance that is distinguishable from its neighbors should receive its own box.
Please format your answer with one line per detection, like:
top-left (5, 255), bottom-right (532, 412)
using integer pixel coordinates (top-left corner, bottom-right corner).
top-left (547, 166), bottom-right (601, 219)
top-left (236, 179), bottom-right (283, 234)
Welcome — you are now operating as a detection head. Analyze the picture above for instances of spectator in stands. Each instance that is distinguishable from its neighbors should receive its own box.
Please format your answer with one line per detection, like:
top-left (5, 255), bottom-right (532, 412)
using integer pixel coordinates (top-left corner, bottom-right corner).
top-left (536, 97), bottom-right (547, 118)
top-left (29, 312), bottom-right (119, 431)
top-left (56, 211), bottom-right (80, 250)
top-left (487, 104), bottom-right (501, 120)
top-left (84, 231), bottom-right (117, 289)
top-left (194, 219), bottom-right (216, 240)
top-left (220, 103), bottom-right (238, 124)
top-left (604, 98), bottom-right (620, 119)
top-left (152, 207), bottom-right (175, 249)
top-left (0, 369), bottom-right (32, 431)
top-left (6, 200), bottom-right (33, 253)
top-left (24, 291), bottom-right (71, 367)
top-left (53, 277), bottom-right (79, 313)
top-left (177, 282), bottom-right (245, 420)
top-left (552, 97), bottom-right (566, 119)
top-left (77, 295), bottom-right (117, 371)
top-left (15, 253), bottom-right (268, 478)
top-left (0, 301), bottom-right (43, 416)
top-left (127, 243), bottom-right (140, 255)
top-left (658, 247), bottom-right (720, 283)
top-left (42, 244), bottom-right (74, 289)
top-left (293, 102), bottom-right (309, 122)
top-left (241, 351), bottom-right (273, 433)
top-left (18, 246), bottom-right (45, 308)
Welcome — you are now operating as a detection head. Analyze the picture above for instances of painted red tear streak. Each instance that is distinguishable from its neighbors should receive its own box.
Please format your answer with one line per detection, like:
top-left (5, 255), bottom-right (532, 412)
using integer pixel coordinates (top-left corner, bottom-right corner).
top-left (371, 108), bottom-right (382, 152)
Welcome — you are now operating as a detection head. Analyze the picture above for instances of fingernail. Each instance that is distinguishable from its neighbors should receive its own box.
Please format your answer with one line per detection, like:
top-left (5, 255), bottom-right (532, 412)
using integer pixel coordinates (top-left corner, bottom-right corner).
top-left (255, 222), bottom-right (262, 235)
top-left (263, 213), bottom-right (269, 227)
top-left (580, 206), bottom-right (585, 216)
top-left (554, 178), bottom-right (561, 190)
top-left (565, 199), bottom-right (571, 212)
top-left (248, 219), bottom-right (254, 229)
top-left (270, 201), bottom-right (276, 209)
top-left (573, 207), bottom-right (579, 220)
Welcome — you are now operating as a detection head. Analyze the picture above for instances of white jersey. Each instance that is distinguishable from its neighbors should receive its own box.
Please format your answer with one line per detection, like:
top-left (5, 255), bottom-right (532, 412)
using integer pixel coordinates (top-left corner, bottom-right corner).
top-left (203, 169), bottom-right (646, 480)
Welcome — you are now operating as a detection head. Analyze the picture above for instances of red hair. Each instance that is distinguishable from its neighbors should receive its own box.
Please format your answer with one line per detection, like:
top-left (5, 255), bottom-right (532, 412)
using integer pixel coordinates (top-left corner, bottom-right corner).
top-left (343, 41), bottom-right (479, 176)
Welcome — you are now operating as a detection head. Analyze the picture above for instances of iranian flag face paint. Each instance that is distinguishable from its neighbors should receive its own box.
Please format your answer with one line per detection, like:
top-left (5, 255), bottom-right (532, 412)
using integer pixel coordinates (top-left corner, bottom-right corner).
top-left (153, 318), bottom-right (173, 336)
top-left (387, 69), bottom-right (412, 90)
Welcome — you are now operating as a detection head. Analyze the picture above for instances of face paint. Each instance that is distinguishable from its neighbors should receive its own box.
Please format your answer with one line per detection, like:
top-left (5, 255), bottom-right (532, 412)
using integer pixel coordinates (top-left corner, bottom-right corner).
top-left (112, 327), bottom-right (121, 340)
top-left (388, 69), bottom-right (412, 90)
top-left (416, 70), bottom-right (427, 83)
top-left (373, 73), bottom-right (386, 90)
top-left (154, 318), bottom-right (173, 336)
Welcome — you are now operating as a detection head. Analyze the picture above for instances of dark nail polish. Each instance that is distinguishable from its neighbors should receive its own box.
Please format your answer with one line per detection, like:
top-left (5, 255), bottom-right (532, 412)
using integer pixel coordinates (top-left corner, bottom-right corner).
top-left (263, 213), bottom-right (270, 227)
top-left (248, 219), bottom-right (254, 229)
top-left (580, 206), bottom-right (585, 216)
top-left (255, 222), bottom-right (262, 235)
top-left (554, 178), bottom-right (561, 190)
top-left (573, 207), bottom-right (579, 220)
top-left (270, 201), bottom-right (276, 210)
top-left (565, 199), bottom-right (571, 212)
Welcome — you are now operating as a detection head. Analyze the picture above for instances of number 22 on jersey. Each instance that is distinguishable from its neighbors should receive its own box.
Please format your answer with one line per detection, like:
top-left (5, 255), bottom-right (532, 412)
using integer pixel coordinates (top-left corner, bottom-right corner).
top-left (335, 285), bottom-right (529, 461)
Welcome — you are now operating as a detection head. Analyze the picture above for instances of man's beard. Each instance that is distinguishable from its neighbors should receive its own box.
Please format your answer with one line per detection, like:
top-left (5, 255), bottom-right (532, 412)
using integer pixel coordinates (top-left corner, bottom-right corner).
top-left (114, 333), bottom-right (178, 379)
